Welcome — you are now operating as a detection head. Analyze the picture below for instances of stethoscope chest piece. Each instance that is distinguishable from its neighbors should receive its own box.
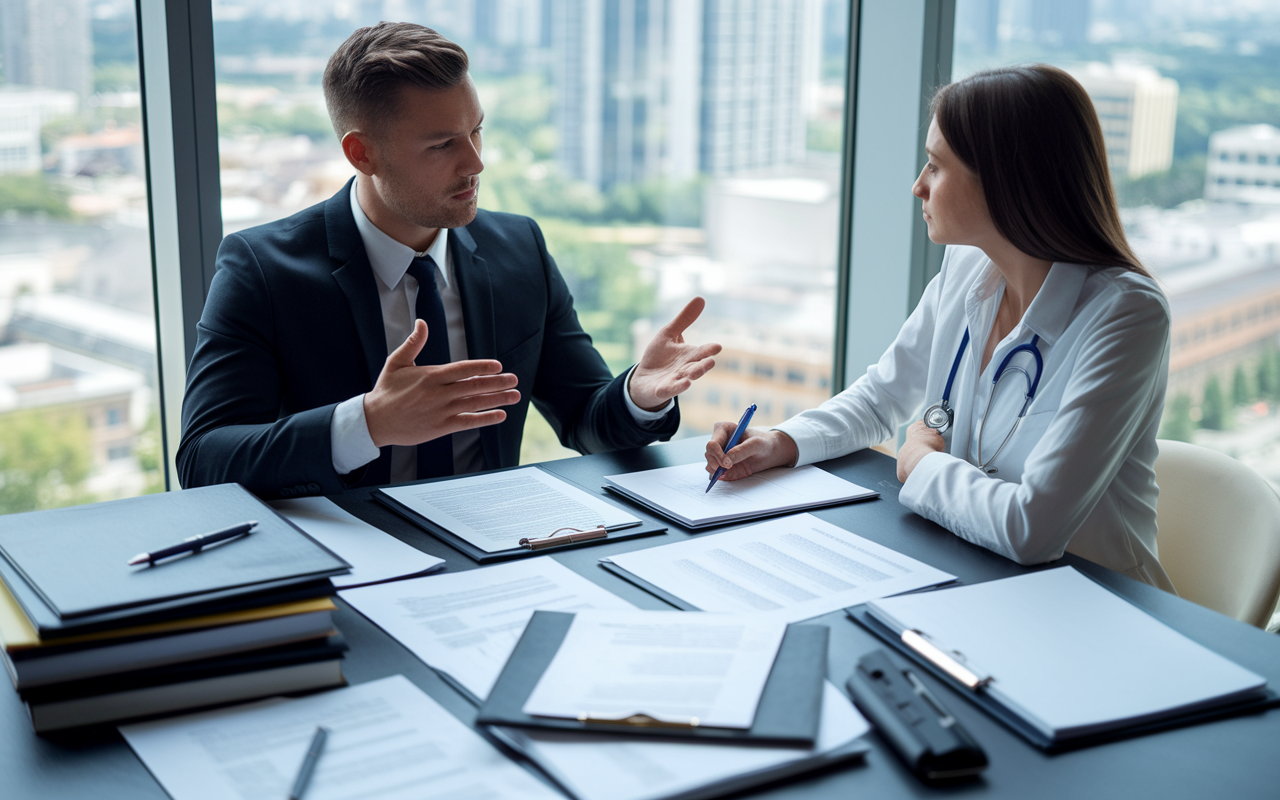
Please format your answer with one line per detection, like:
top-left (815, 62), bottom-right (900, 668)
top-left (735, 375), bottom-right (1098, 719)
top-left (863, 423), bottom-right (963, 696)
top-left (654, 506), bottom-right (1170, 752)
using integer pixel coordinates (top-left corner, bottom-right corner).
top-left (923, 401), bottom-right (953, 433)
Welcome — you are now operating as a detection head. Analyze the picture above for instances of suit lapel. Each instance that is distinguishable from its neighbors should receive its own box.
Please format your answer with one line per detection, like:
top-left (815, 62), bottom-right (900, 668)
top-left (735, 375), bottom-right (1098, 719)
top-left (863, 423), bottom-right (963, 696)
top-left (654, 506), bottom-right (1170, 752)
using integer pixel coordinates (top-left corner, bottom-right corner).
top-left (325, 180), bottom-right (385, 389)
top-left (450, 224), bottom-right (501, 470)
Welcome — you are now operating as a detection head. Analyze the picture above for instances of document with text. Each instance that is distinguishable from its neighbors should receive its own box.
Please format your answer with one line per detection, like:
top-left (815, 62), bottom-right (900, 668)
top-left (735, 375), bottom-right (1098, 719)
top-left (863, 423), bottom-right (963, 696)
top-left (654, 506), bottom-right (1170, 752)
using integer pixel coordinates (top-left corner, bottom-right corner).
top-left (496, 681), bottom-right (870, 800)
top-left (379, 467), bottom-right (641, 552)
top-left (522, 610), bottom-right (787, 728)
top-left (120, 675), bottom-right (561, 800)
top-left (340, 558), bottom-right (634, 701)
top-left (604, 513), bottom-right (955, 623)
top-left (272, 497), bottom-right (444, 587)
top-left (603, 463), bottom-right (877, 528)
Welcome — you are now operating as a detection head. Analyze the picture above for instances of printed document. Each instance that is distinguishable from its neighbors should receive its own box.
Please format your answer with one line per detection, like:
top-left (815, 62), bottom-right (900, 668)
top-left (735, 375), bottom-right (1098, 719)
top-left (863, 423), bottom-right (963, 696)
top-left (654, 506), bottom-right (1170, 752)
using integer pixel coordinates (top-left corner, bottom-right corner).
top-left (496, 681), bottom-right (870, 800)
top-left (120, 675), bottom-right (561, 800)
top-left (604, 513), bottom-right (955, 623)
top-left (521, 610), bottom-right (787, 728)
top-left (602, 463), bottom-right (877, 527)
top-left (272, 497), bottom-right (444, 587)
top-left (340, 558), bottom-right (634, 701)
top-left (380, 467), bottom-right (641, 552)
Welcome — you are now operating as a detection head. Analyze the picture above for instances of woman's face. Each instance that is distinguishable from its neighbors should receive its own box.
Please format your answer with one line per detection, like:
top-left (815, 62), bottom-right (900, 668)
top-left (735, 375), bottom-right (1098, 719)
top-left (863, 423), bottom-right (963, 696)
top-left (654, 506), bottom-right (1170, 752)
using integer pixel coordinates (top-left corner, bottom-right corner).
top-left (912, 118), bottom-right (995, 247)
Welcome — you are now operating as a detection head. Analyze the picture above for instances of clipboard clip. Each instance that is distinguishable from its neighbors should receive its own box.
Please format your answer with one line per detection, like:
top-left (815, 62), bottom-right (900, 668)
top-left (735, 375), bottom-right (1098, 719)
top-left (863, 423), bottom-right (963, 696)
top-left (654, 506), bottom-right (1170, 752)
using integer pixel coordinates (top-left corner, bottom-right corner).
top-left (575, 712), bottom-right (701, 729)
top-left (519, 525), bottom-right (609, 550)
top-left (901, 629), bottom-right (993, 691)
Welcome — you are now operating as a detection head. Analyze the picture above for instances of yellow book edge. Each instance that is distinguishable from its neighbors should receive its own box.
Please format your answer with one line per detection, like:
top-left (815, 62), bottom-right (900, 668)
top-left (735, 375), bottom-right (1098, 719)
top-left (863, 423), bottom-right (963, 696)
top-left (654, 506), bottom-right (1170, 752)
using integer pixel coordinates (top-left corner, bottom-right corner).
top-left (0, 578), bottom-right (335, 652)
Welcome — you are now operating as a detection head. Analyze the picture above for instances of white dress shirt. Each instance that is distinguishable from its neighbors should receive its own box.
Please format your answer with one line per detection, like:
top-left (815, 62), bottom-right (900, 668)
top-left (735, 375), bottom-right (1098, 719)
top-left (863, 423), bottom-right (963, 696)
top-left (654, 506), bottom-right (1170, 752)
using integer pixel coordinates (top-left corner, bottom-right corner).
top-left (774, 245), bottom-right (1175, 591)
top-left (330, 185), bottom-right (671, 482)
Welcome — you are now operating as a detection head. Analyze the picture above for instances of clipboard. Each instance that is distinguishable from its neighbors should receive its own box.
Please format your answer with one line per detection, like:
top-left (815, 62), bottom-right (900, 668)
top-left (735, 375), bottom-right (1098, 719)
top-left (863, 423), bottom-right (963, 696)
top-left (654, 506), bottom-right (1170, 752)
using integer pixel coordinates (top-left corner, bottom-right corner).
top-left (373, 491), bottom-right (667, 563)
top-left (847, 604), bottom-right (1280, 752)
top-left (476, 610), bottom-right (828, 745)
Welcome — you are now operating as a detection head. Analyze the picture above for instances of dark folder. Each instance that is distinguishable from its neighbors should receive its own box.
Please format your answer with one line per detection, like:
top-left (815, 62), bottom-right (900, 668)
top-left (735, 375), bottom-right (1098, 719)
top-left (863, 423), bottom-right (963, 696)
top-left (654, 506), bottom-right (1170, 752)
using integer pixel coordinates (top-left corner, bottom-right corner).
top-left (476, 610), bottom-right (827, 745)
top-left (0, 484), bottom-right (349, 635)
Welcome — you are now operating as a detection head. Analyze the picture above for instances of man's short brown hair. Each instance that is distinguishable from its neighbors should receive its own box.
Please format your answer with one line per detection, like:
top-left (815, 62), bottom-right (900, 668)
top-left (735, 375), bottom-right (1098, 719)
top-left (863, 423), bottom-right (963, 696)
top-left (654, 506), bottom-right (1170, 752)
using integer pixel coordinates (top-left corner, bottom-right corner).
top-left (322, 22), bottom-right (469, 139)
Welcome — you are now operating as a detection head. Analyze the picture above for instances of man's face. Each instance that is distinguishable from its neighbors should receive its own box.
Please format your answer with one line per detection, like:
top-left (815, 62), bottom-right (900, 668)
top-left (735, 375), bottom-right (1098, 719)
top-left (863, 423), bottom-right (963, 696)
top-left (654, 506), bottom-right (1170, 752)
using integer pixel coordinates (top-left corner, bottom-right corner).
top-left (367, 77), bottom-right (485, 230)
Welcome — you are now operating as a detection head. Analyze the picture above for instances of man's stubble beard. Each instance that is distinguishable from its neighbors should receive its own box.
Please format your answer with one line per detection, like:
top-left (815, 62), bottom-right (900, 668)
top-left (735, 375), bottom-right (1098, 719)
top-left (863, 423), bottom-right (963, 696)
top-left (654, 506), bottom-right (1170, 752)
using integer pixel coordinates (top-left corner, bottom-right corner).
top-left (381, 170), bottom-right (479, 231)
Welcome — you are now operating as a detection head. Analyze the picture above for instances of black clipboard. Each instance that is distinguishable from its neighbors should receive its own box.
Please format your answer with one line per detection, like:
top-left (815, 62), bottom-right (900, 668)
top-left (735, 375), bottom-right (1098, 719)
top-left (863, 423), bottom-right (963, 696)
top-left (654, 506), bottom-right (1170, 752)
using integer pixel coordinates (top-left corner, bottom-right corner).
top-left (373, 469), bottom-right (667, 563)
top-left (476, 610), bottom-right (827, 745)
top-left (847, 605), bottom-right (1280, 752)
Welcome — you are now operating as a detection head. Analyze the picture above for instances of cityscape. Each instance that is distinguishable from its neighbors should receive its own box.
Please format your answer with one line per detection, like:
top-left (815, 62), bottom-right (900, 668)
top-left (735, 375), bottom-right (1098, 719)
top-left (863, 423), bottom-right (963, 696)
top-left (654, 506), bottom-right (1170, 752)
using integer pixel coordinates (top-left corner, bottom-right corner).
top-left (1, 0), bottom-right (1280, 515)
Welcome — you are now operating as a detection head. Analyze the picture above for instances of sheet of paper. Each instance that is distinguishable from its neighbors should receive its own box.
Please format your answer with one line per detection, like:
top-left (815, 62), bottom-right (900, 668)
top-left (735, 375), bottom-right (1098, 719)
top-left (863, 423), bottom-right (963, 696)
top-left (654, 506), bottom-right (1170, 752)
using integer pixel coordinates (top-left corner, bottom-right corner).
top-left (340, 558), bottom-right (634, 701)
top-left (498, 682), bottom-right (869, 800)
top-left (867, 567), bottom-right (1268, 741)
top-left (521, 610), bottom-right (787, 728)
top-left (603, 463), bottom-right (876, 526)
top-left (120, 674), bottom-right (561, 800)
top-left (380, 467), bottom-right (641, 553)
top-left (604, 513), bottom-right (955, 623)
top-left (271, 497), bottom-right (444, 588)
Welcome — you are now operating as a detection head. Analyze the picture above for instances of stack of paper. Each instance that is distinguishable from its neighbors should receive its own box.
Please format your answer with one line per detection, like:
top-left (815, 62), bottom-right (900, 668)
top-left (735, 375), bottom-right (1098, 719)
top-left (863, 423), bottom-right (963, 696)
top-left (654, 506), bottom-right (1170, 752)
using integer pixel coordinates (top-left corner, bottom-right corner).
top-left (602, 463), bottom-right (878, 528)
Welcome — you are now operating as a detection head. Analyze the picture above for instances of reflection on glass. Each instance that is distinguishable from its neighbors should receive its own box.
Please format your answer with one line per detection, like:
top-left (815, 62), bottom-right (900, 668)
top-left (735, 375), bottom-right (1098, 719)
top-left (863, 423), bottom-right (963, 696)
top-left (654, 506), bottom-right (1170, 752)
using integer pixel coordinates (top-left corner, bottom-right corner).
top-left (953, 0), bottom-right (1280, 489)
top-left (0, 0), bottom-right (162, 515)
top-left (210, 0), bottom-right (847, 464)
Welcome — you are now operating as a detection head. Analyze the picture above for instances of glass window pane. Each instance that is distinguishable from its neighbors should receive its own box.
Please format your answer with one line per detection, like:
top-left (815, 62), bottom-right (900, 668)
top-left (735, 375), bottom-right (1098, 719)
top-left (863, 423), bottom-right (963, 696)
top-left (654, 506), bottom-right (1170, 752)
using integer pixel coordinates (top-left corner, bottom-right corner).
top-left (953, 0), bottom-right (1280, 492)
top-left (210, 0), bottom-right (848, 465)
top-left (0, 0), bottom-right (163, 516)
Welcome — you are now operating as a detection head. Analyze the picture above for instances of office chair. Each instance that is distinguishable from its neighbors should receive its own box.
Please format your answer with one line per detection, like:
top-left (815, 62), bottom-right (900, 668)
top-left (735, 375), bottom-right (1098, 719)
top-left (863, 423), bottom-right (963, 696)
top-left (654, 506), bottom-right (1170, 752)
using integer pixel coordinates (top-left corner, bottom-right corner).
top-left (1154, 439), bottom-right (1280, 630)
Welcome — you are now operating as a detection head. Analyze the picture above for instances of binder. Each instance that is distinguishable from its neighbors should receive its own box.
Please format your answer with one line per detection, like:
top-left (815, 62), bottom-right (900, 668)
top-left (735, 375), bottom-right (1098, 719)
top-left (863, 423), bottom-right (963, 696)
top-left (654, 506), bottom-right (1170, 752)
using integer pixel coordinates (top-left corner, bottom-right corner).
top-left (477, 610), bottom-right (828, 745)
top-left (847, 567), bottom-right (1279, 752)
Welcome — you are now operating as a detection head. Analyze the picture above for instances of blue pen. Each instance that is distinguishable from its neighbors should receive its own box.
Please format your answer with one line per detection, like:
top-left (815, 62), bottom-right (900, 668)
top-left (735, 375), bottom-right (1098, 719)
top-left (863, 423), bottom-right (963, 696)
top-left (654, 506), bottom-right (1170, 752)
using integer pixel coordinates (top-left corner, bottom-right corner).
top-left (707, 404), bottom-right (757, 492)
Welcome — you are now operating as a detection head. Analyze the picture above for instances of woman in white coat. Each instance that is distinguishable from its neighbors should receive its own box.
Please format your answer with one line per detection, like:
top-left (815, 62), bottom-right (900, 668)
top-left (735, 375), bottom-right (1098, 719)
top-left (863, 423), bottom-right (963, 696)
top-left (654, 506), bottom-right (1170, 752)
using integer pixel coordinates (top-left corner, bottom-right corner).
top-left (705, 64), bottom-right (1175, 591)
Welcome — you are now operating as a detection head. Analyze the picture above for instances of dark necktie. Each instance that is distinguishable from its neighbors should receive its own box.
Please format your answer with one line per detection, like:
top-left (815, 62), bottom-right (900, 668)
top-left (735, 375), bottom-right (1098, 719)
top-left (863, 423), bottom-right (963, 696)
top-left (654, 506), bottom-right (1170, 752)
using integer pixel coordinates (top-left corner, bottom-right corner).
top-left (404, 255), bottom-right (454, 479)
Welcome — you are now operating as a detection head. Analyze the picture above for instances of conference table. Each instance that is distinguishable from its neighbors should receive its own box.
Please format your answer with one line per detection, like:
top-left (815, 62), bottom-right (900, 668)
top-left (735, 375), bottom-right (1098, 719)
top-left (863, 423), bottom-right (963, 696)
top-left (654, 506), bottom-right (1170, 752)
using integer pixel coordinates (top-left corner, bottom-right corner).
top-left (4, 438), bottom-right (1280, 799)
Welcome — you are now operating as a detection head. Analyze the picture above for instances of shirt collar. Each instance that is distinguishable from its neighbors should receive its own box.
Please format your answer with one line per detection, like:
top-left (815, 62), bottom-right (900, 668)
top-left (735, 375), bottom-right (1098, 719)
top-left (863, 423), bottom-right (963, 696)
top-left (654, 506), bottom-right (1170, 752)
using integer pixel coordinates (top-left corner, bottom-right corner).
top-left (964, 255), bottom-right (1088, 348)
top-left (349, 182), bottom-right (451, 291)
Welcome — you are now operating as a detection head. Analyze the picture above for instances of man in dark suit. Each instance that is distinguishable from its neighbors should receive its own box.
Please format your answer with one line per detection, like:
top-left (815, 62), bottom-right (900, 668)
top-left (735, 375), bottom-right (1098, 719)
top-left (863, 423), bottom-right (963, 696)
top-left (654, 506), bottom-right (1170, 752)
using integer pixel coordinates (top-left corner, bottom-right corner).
top-left (177, 23), bottom-right (719, 499)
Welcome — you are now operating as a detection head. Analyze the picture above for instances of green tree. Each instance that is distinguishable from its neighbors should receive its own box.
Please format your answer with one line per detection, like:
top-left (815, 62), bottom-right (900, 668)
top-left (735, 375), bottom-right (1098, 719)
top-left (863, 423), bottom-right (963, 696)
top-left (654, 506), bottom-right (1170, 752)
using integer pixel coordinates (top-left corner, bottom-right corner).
top-left (1114, 155), bottom-right (1207, 209)
top-left (134, 411), bottom-right (166, 495)
top-left (0, 174), bottom-right (74, 219)
top-left (0, 409), bottom-right (94, 514)
top-left (1159, 393), bottom-right (1196, 443)
top-left (1257, 346), bottom-right (1279, 402)
top-left (1200, 375), bottom-right (1229, 431)
top-left (1231, 363), bottom-right (1253, 407)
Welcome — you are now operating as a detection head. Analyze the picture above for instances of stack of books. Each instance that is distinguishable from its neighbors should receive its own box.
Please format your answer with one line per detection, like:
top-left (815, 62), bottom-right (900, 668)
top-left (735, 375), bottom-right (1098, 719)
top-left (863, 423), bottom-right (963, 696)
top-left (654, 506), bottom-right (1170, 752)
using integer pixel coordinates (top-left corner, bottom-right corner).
top-left (0, 484), bottom-right (352, 733)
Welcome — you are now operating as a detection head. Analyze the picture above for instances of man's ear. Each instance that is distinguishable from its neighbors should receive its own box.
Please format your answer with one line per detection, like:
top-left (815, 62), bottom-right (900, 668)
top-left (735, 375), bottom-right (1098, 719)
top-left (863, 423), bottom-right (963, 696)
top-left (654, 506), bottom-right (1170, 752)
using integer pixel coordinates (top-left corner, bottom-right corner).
top-left (342, 131), bottom-right (377, 176)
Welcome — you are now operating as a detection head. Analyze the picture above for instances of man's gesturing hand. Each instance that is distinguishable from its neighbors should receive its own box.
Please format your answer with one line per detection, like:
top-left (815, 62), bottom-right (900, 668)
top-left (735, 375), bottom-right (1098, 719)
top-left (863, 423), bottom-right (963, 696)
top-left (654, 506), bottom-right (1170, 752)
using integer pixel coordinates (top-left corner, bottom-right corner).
top-left (629, 296), bottom-right (722, 411)
top-left (364, 320), bottom-right (521, 448)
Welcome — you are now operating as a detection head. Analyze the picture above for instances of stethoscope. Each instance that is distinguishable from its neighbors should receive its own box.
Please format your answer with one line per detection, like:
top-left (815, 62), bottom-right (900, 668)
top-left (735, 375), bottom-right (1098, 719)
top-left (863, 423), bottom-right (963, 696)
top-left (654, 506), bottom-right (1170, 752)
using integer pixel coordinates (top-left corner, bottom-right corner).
top-left (922, 328), bottom-right (1044, 475)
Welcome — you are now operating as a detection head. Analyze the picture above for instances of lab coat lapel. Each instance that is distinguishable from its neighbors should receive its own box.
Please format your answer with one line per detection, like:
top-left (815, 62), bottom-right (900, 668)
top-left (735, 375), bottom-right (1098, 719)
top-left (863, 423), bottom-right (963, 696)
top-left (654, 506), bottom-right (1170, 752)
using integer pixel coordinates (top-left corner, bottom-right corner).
top-left (325, 181), bottom-right (386, 389)
top-left (450, 224), bottom-right (502, 470)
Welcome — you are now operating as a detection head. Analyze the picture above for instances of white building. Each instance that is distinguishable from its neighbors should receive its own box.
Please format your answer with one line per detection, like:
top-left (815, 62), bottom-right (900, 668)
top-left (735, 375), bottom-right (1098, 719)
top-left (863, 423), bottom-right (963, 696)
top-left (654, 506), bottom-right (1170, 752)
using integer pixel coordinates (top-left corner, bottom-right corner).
top-left (1205, 125), bottom-right (1280, 206)
top-left (0, 89), bottom-right (78, 173)
top-left (1070, 62), bottom-right (1178, 179)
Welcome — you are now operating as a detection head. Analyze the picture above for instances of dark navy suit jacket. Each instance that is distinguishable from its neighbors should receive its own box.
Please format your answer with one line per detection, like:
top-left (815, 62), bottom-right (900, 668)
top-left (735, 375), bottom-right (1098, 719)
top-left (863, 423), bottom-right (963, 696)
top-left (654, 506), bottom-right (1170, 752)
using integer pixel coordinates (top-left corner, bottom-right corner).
top-left (177, 182), bottom-right (678, 498)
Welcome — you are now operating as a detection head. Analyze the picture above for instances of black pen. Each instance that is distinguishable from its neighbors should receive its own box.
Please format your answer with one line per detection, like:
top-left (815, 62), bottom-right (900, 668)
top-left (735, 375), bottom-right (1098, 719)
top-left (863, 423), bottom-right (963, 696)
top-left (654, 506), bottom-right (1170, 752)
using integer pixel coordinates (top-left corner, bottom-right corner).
top-left (126, 520), bottom-right (259, 566)
top-left (289, 726), bottom-right (328, 800)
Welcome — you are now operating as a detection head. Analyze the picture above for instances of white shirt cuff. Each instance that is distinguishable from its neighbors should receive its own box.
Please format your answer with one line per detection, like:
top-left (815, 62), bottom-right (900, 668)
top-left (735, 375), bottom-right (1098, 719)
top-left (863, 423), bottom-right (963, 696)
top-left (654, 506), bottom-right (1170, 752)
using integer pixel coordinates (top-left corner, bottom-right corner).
top-left (623, 366), bottom-right (674, 422)
top-left (771, 416), bottom-right (826, 467)
top-left (331, 394), bottom-right (382, 475)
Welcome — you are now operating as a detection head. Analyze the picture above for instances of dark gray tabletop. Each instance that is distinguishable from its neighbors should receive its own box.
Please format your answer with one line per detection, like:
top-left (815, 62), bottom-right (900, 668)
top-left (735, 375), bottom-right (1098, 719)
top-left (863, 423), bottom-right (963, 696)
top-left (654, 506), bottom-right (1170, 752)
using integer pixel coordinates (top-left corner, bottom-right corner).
top-left (4, 438), bottom-right (1279, 799)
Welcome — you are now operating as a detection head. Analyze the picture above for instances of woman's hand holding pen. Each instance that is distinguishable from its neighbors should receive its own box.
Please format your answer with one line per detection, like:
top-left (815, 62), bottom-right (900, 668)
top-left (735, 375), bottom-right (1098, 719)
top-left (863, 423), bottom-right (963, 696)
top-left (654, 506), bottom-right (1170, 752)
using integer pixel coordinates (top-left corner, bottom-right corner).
top-left (704, 425), bottom-right (799, 481)
top-left (896, 421), bottom-right (945, 483)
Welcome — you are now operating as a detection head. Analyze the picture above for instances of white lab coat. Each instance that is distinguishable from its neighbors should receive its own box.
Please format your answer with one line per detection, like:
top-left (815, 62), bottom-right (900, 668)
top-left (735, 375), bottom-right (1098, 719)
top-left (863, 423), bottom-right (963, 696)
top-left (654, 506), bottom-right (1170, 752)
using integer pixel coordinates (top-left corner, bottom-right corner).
top-left (775, 245), bottom-right (1175, 591)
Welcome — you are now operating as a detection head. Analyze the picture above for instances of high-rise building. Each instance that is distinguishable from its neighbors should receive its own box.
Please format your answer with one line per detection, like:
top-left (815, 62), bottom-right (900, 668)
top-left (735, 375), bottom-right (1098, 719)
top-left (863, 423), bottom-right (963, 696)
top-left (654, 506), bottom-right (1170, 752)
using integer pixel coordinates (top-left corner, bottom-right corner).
top-left (1029, 0), bottom-right (1089, 47)
top-left (553, 0), bottom-right (818, 190)
top-left (1070, 63), bottom-right (1178, 180)
top-left (0, 89), bottom-right (78, 174)
top-left (0, 0), bottom-right (93, 100)
top-left (1205, 125), bottom-right (1280, 206)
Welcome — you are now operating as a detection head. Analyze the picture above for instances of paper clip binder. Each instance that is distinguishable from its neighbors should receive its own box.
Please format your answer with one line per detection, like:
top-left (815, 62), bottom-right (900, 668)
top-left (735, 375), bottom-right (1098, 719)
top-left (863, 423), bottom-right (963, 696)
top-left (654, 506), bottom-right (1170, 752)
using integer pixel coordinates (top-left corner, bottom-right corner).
top-left (519, 526), bottom-right (608, 551)
top-left (900, 629), bottom-right (992, 691)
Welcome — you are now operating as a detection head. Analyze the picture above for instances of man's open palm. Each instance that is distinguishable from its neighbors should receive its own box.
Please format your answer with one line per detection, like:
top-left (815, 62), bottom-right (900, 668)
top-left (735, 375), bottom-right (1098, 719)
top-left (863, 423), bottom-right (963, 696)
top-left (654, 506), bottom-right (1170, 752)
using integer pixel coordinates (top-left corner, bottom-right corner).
top-left (629, 297), bottom-right (721, 411)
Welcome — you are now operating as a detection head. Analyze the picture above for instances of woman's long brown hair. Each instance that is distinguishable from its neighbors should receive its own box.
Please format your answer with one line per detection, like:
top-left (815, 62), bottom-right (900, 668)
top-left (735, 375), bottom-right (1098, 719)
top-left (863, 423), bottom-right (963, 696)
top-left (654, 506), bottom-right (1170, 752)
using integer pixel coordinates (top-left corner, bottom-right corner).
top-left (932, 64), bottom-right (1151, 277)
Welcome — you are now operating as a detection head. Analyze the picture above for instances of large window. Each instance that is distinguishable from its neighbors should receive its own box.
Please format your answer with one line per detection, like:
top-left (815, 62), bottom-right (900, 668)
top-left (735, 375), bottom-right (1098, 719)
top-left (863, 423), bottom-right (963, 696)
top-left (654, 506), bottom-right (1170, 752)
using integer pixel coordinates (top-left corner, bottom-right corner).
top-left (953, 0), bottom-right (1280, 489)
top-left (0, 0), bottom-right (163, 514)
top-left (209, 0), bottom-right (849, 463)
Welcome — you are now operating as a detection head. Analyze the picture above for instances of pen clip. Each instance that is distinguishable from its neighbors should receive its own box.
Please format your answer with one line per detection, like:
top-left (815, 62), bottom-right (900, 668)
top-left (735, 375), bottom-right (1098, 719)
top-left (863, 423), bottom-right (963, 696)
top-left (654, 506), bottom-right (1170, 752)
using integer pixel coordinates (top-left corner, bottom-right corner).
top-left (519, 525), bottom-right (608, 550)
top-left (901, 629), bottom-right (993, 691)
top-left (574, 712), bottom-right (701, 729)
